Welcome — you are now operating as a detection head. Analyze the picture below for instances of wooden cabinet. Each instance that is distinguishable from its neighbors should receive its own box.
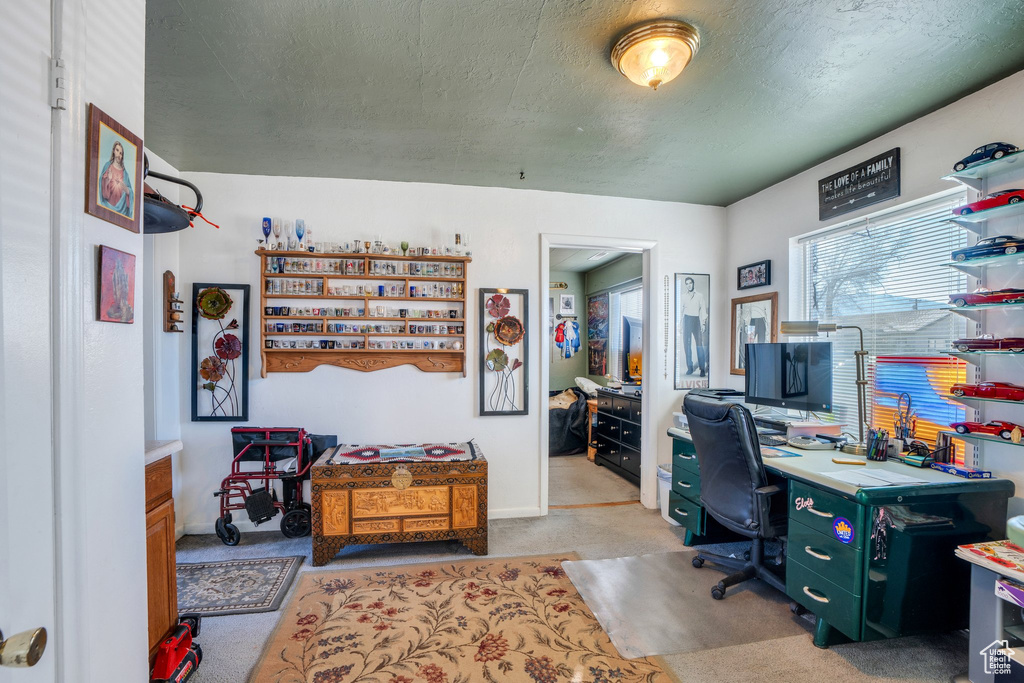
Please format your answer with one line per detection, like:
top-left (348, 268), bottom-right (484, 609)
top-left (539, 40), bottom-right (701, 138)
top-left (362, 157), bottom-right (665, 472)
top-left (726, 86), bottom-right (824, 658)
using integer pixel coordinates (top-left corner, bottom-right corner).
top-left (257, 250), bottom-right (471, 376)
top-left (145, 455), bottom-right (177, 660)
top-left (594, 388), bottom-right (642, 484)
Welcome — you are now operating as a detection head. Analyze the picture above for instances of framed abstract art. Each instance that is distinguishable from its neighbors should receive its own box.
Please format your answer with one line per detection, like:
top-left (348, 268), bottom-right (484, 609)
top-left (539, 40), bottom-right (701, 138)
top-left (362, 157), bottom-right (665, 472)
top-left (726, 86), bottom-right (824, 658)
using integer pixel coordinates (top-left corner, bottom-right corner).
top-left (479, 288), bottom-right (528, 416)
top-left (191, 283), bottom-right (251, 421)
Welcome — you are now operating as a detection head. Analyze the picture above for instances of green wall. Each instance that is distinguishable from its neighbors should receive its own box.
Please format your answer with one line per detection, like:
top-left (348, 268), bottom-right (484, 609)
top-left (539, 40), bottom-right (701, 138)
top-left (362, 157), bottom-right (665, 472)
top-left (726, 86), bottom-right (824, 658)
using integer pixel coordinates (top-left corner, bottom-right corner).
top-left (548, 270), bottom-right (588, 391)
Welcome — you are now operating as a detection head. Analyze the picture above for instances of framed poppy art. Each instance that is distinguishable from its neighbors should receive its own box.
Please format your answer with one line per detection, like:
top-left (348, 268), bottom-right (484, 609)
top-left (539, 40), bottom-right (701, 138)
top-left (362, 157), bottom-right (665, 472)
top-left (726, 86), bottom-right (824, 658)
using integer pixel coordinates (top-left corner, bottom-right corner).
top-left (479, 288), bottom-right (529, 416)
top-left (85, 104), bottom-right (143, 233)
top-left (191, 283), bottom-right (251, 421)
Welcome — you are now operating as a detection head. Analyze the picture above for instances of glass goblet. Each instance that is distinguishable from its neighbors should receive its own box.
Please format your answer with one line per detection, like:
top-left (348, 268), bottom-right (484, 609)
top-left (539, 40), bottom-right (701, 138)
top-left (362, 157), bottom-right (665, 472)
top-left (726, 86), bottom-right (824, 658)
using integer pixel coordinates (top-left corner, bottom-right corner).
top-left (401, 241), bottom-right (409, 256)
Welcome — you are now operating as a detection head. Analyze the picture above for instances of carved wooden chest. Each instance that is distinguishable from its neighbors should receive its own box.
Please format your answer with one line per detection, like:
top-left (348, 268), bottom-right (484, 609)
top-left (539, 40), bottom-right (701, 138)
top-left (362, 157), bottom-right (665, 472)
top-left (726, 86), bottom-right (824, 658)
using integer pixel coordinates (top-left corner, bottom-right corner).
top-left (310, 443), bottom-right (487, 566)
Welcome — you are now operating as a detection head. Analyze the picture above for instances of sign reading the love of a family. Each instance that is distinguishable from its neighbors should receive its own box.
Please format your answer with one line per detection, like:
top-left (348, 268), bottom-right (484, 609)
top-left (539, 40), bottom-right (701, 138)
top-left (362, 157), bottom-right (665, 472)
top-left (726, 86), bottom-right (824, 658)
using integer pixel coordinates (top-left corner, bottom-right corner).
top-left (818, 148), bottom-right (900, 221)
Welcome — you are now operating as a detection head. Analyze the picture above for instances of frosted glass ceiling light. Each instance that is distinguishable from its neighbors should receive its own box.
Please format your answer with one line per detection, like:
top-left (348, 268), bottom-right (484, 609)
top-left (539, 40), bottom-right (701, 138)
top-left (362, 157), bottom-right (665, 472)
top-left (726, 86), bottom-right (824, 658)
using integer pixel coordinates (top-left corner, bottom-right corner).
top-left (611, 20), bottom-right (700, 90)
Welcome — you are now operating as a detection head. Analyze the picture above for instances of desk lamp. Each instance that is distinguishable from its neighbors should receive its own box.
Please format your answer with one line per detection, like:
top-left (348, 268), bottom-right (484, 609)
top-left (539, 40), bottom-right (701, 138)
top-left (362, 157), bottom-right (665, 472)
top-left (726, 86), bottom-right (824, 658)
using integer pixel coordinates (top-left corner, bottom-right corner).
top-left (780, 320), bottom-right (868, 456)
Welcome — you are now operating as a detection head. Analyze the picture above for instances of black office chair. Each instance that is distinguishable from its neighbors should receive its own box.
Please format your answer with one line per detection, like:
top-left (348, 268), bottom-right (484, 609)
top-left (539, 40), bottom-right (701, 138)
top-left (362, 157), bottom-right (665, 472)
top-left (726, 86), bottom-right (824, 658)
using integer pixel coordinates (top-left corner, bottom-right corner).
top-left (682, 393), bottom-right (787, 600)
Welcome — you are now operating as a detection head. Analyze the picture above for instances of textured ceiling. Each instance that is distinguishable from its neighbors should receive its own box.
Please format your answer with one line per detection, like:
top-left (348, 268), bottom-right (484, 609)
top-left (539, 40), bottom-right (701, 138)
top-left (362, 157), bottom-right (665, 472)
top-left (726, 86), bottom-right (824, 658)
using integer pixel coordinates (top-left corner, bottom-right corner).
top-left (145, 0), bottom-right (1024, 206)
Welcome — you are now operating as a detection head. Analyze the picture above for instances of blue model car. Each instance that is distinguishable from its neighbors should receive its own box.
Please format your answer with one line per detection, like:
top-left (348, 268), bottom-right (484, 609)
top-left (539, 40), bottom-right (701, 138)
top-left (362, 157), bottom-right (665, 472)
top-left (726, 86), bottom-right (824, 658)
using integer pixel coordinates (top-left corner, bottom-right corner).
top-left (951, 235), bottom-right (1024, 261)
top-left (953, 142), bottom-right (1019, 172)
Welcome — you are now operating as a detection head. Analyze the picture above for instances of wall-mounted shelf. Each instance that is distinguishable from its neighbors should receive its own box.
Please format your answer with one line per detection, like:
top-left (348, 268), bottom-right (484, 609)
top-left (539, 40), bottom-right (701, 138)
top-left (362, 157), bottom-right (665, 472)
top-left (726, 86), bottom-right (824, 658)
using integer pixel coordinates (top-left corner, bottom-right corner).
top-left (943, 251), bottom-right (1024, 277)
top-left (939, 430), bottom-right (1024, 448)
top-left (942, 350), bottom-right (1024, 367)
top-left (257, 249), bottom-right (471, 376)
top-left (944, 302), bottom-right (1024, 322)
top-left (946, 395), bottom-right (1024, 408)
top-left (942, 152), bottom-right (1024, 191)
top-left (948, 201), bottom-right (1024, 231)
top-left (163, 270), bottom-right (183, 333)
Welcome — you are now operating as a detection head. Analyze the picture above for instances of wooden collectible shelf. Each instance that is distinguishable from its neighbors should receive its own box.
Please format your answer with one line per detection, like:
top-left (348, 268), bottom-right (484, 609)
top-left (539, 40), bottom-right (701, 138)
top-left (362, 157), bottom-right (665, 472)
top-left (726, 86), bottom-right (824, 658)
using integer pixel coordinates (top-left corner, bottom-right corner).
top-left (257, 250), bottom-right (471, 376)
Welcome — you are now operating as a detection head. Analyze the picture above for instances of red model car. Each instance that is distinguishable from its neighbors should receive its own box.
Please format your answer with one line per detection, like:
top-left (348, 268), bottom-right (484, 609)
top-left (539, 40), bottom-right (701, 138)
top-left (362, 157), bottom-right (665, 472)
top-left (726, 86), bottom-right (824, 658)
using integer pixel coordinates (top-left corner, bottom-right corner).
top-left (950, 420), bottom-right (1023, 440)
top-left (949, 288), bottom-right (1024, 307)
top-left (953, 189), bottom-right (1024, 215)
top-left (950, 382), bottom-right (1024, 401)
top-left (952, 335), bottom-right (1024, 353)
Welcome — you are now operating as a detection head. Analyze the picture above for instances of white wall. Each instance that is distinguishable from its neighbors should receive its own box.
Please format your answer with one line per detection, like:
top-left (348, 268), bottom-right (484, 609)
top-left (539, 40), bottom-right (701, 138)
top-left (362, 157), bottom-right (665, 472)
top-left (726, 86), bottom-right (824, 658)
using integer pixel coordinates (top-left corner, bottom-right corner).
top-left (174, 174), bottom-right (726, 533)
top-left (724, 68), bottom-right (1024, 512)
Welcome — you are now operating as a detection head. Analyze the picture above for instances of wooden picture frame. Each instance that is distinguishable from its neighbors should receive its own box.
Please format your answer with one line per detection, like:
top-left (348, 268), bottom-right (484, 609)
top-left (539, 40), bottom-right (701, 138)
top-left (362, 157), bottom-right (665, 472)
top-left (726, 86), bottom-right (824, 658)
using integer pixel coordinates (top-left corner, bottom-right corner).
top-left (730, 292), bottom-right (778, 376)
top-left (737, 259), bottom-right (771, 290)
top-left (86, 104), bottom-right (143, 233)
top-left (479, 288), bottom-right (529, 416)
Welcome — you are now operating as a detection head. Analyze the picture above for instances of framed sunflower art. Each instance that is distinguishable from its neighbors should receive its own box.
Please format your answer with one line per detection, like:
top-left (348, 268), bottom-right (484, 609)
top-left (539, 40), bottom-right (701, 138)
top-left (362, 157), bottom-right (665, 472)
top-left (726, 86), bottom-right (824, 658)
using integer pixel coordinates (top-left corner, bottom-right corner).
top-left (479, 288), bottom-right (528, 416)
top-left (191, 283), bottom-right (251, 421)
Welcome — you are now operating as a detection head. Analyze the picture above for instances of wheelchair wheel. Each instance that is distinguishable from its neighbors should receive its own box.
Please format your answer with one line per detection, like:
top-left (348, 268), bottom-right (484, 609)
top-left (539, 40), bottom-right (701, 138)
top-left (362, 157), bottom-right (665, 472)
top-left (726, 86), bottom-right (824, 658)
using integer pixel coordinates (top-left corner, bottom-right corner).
top-left (281, 508), bottom-right (311, 538)
top-left (215, 517), bottom-right (240, 546)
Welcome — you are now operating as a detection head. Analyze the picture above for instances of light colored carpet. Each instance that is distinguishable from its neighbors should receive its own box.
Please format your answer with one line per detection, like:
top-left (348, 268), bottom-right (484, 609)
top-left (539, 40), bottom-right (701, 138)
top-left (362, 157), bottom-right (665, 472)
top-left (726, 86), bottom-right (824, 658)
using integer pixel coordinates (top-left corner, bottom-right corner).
top-left (564, 551), bottom-right (808, 658)
top-left (249, 554), bottom-right (672, 682)
top-left (549, 453), bottom-right (640, 506)
top-left (181, 503), bottom-right (971, 683)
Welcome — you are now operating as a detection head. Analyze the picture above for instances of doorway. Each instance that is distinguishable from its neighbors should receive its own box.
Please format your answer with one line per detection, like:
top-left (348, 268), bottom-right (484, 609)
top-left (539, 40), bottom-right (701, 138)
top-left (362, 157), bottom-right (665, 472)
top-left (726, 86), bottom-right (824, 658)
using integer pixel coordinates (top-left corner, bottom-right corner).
top-left (539, 235), bottom-right (657, 516)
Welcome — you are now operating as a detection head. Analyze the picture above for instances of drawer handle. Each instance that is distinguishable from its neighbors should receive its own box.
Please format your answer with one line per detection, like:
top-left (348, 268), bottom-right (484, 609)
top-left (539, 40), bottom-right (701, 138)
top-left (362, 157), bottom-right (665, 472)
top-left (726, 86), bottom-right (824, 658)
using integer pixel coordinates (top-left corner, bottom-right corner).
top-left (673, 508), bottom-right (689, 517)
top-left (804, 546), bottom-right (832, 561)
top-left (623, 455), bottom-right (630, 461)
top-left (623, 430), bottom-right (631, 436)
top-left (677, 481), bottom-right (692, 488)
top-left (804, 506), bottom-right (834, 519)
top-left (678, 454), bottom-right (696, 460)
top-left (802, 586), bottom-right (830, 604)
top-left (598, 420), bottom-right (606, 426)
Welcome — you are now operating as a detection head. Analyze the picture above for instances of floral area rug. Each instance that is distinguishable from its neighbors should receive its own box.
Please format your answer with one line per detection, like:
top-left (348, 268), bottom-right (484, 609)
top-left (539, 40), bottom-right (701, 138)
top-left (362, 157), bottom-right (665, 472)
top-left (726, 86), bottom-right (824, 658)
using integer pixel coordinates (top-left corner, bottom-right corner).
top-left (250, 555), bottom-right (673, 683)
top-left (177, 556), bottom-right (303, 616)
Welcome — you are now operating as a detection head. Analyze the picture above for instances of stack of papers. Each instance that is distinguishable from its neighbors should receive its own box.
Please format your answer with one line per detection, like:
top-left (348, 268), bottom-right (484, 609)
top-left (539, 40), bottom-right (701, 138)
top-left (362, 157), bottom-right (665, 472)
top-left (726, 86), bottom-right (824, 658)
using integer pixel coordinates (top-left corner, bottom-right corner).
top-left (957, 540), bottom-right (1024, 582)
top-left (822, 469), bottom-right (930, 487)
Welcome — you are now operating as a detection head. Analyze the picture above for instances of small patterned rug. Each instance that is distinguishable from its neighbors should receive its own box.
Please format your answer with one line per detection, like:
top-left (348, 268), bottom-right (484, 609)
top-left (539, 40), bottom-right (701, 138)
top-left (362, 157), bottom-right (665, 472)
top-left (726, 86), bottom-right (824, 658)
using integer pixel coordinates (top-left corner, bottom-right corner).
top-left (177, 556), bottom-right (303, 616)
top-left (250, 554), bottom-right (672, 683)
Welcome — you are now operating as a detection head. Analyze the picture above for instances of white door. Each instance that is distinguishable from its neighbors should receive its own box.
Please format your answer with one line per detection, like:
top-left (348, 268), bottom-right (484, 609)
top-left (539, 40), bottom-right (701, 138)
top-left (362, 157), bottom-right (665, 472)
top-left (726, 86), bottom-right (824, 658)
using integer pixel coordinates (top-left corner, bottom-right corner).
top-left (0, 2), bottom-right (59, 680)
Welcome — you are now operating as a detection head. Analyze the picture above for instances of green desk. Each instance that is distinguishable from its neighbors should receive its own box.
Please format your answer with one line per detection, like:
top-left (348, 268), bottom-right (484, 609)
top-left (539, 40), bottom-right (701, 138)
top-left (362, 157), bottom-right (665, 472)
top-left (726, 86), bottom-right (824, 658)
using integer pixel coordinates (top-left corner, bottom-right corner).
top-left (667, 427), bottom-right (1013, 648)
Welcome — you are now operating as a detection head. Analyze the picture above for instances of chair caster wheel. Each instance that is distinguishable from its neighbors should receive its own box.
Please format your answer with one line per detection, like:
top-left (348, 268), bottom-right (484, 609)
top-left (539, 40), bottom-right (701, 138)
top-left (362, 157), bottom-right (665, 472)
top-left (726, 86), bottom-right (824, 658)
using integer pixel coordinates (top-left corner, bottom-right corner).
top-left (790, 602), bottom-right (807, 616)
top-left (711, 585), bottom-right (725, 600)
top-left (743, 550), bottom-right (751, 561)
top-left (692, 557), bottom-right (704, 569)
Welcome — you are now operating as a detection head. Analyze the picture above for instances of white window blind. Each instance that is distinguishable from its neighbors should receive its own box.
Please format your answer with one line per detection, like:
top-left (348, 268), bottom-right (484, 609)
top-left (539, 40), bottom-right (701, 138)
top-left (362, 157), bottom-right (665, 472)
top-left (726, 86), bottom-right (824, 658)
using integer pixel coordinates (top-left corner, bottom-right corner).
top-left (797, 194), bottom-right (970, 436)
top-left (609, 285), bottom-right (643, 378)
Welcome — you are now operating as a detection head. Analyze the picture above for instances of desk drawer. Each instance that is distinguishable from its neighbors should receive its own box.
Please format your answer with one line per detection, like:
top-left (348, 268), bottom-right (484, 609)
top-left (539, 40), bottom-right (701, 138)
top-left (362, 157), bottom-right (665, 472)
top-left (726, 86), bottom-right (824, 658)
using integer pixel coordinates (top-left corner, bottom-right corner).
top-left (596, 415), bottom-right (621, 441)
top-left (787, 519), bottom-right (863, 595)
top-left (671, 470), bottom-right (701, 500)
top-left (597, 394), bottom-right (614, 412)
top-left (629, 402), bottom-right (642, 423)
top-left (672, 442), bottom-right (700, 476)
top-left (620, 445), bottom-right (641, 476)
top-left (789, 481), bottom-right (865, 544)
top-left (786, 559), bottom-right (861, 641)
top-left (620, 421), bottom-right (641, 449)
top-left (669, 491), bottom-right (705, 534)
top-left (596, 442), bottom-right (620, 468)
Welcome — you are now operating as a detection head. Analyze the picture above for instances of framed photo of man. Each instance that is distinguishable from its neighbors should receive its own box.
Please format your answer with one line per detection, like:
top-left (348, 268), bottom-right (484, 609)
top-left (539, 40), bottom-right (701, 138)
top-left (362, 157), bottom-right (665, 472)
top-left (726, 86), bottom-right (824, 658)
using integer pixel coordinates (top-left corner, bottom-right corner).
top-left (730, 291), bottom-right (778, 375)
top-left (86, 104), bottom-right (143, 233)
top-left (674, 273), bottom-right (710, 390)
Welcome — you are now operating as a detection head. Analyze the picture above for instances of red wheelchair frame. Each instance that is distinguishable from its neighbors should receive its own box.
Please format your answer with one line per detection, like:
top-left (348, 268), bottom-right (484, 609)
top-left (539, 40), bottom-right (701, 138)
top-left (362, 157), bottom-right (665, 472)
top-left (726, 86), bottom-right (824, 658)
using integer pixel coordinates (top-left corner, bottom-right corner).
top-left (213, 427), bottom-right (314, 545)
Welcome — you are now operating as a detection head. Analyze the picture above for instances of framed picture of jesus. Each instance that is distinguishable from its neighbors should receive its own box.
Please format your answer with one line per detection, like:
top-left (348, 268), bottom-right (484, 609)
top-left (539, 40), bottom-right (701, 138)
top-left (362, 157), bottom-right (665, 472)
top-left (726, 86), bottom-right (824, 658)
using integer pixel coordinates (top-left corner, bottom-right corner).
top-left (86, 104), bottom-right (143, 233)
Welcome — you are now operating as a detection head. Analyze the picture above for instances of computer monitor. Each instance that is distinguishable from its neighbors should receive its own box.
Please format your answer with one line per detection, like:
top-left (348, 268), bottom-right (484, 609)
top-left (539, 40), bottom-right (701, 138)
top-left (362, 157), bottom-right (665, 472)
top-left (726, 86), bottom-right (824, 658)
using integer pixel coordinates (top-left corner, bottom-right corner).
top-left (744, 342), bottom-right (833, 413)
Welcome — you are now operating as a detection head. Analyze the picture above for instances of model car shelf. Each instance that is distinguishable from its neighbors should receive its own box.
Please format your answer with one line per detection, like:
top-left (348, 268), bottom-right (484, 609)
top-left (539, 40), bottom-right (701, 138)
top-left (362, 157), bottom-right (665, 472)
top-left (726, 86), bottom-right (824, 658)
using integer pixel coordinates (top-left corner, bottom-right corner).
top-left (949, 200), bottom-right (1024, 231)
top-left (943, 251), bottom-right (1024, 278)
top-left (942, 350), bottom-right (1024, 366)
top-left (939, 430), bottom-right (1024, 449)
top-left (944, 302), bottom-right (1024, 322)
top-left (947, 395), bottom-right (1024, 408)
top-left (256, 250), bottom-right (471, 376)
top-left (942, 152), bottom-right (1024, 191)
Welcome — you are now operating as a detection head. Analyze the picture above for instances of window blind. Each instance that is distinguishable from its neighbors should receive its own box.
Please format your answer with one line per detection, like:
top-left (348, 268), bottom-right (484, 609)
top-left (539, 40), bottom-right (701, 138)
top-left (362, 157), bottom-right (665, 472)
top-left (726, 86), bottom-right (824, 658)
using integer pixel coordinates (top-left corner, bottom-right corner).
top-left (797, 195), bottom-right (970, 443)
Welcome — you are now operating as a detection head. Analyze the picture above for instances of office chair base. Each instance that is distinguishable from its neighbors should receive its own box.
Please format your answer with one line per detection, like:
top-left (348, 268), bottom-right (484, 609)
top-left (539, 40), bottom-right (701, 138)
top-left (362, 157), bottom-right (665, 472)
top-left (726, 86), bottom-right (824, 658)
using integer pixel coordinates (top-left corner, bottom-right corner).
top-left (693, 538), bottom-right (786, 600)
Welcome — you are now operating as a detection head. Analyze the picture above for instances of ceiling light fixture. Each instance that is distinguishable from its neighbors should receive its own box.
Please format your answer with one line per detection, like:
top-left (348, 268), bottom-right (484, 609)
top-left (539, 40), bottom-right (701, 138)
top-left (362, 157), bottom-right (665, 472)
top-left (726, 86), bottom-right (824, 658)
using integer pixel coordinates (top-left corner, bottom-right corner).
top-left (610, 19), bottom-right (700, 91)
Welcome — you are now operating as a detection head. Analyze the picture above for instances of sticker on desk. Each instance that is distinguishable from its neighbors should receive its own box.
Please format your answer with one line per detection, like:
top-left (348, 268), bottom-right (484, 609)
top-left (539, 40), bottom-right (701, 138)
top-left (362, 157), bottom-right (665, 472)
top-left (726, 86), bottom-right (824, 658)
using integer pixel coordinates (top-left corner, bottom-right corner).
top-left (833, 517), bottom-right (855, 544)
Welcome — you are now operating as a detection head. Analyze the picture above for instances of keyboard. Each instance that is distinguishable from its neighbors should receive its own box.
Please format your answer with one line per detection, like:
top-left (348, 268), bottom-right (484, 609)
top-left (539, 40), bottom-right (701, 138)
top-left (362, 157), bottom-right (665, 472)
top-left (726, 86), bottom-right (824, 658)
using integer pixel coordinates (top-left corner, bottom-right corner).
top-left (757, 433), bottom-right (789, 447)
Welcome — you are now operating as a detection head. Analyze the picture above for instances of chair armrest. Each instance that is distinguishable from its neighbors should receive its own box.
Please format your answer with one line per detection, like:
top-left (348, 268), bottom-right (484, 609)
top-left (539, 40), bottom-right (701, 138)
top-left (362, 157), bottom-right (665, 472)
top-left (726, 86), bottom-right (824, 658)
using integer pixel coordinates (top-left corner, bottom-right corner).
top-left (754, 484), bottom-right (784, 498)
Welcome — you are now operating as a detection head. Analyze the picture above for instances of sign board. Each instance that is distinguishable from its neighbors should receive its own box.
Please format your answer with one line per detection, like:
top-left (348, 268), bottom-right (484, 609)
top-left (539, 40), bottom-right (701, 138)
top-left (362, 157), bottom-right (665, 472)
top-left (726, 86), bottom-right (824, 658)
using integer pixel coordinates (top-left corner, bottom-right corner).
top-left (818, 148), bottom-right (900, 221)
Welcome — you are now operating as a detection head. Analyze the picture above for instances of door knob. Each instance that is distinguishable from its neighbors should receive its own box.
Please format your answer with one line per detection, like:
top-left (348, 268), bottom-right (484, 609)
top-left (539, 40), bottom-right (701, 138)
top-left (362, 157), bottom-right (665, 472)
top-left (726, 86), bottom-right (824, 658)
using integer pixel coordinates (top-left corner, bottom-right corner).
top-left (0, 626), bottom-right (47, 667)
